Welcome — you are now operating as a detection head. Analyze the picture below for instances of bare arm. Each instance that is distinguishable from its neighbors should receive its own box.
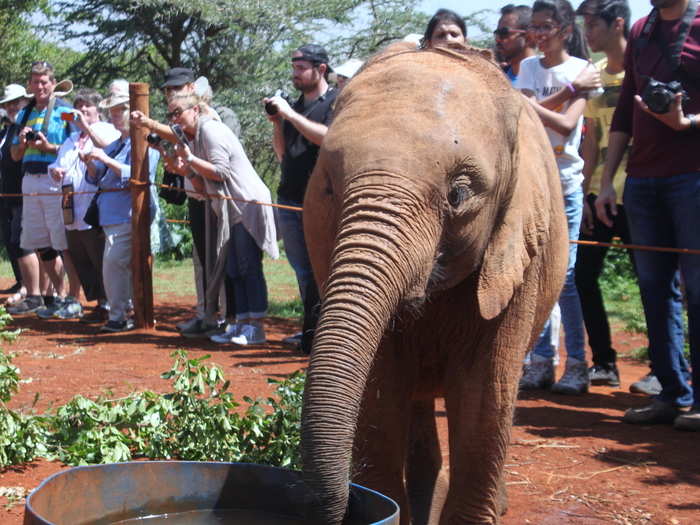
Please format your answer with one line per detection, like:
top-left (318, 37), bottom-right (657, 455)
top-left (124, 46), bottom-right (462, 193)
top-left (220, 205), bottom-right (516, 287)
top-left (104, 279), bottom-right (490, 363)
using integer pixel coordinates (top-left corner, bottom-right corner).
top-left (538, 65), bottom-right (601, 111)
top-left (580, 117), bottom-right (598, 194)
top-left (525, 94), bottom-right (587, 136)
top-left (594, 130), bottom-right (630, 227)
top-left (264, 95), bottom-right (328, 148)
top-left (130, 111), bottom-right (178, 144)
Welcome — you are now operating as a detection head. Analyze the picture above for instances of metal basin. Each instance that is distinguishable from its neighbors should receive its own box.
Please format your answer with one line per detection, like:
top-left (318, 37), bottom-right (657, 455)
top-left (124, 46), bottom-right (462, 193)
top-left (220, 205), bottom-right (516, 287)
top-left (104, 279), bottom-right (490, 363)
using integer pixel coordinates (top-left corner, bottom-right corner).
top-left (23, 461), bottom-right (399, 524)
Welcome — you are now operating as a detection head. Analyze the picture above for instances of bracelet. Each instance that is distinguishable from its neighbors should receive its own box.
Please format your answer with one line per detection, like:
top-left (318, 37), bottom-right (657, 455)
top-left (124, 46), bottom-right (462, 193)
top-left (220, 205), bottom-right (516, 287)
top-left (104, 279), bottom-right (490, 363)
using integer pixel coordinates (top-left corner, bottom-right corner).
top-left (565, 82), bottom-right (576, 95)
top-left (688, 114), bottom-right (697, 131)
top-left (185, 152), bottom-right (195, 163)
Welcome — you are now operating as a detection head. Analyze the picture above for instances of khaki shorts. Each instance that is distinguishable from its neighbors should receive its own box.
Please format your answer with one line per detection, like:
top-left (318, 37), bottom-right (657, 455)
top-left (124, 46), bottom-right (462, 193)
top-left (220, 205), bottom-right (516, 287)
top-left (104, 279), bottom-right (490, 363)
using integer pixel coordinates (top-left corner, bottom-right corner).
top-left (19, 174), bottom-right (68, 251)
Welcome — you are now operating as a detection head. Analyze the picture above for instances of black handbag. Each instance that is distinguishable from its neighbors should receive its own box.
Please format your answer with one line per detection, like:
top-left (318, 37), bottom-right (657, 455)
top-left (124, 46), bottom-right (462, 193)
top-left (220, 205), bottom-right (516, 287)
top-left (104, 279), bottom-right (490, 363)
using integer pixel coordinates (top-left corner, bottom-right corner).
top-left (83, 191), bottom-right (101, 228)
top-left (159, 170), bottom-right (187, 205)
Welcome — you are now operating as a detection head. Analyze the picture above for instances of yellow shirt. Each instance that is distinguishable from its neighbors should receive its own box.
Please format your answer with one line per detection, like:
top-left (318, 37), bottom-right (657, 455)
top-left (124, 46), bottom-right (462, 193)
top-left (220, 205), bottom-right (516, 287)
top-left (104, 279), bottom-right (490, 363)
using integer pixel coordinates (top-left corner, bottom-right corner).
top-left (584, 58), bottom-right (627, 203)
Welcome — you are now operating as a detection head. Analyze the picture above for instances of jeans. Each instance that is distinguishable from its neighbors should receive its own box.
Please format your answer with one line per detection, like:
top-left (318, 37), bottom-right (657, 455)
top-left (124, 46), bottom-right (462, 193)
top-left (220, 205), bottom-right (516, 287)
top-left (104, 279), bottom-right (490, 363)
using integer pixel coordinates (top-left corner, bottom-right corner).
top-left (227, 223), bottom-right (268, 320)
top-left (575, 193), bottom-right (635, 366)
top-left (624, 173), bottom-right (700, 407)
top-left (533, 186), bottom-right (586, 362)
top-left (277, 198), bottom-right (320, 352)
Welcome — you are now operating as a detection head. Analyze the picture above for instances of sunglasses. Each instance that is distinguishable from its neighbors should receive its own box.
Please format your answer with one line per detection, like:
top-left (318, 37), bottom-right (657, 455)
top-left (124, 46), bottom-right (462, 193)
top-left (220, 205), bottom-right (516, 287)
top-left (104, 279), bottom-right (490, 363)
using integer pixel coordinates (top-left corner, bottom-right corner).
top-left (31, 60), bottom-right (54, 70)
top-left (166, 106), bottom-right (193, 120)
top-left (493, 27), bottom-right (526, 39)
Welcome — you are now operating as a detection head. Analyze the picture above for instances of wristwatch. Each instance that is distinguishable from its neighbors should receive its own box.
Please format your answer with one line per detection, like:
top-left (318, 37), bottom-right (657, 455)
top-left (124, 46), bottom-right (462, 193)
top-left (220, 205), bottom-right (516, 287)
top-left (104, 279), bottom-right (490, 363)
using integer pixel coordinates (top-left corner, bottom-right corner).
top-left (688, 114), bottom-right (697, 131)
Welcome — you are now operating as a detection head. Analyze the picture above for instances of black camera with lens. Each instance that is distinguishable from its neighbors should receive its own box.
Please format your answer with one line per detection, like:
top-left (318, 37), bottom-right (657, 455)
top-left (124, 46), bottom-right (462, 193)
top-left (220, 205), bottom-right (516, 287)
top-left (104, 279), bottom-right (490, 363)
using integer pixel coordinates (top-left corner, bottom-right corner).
top-left (25, 130), bottom-right (36, 141)
top-left (146, 132), bottom-right (162, 145)
top-left (265, 90), bottom-right (293, 116)
top-left (641, 77), bottom-right (689, 114)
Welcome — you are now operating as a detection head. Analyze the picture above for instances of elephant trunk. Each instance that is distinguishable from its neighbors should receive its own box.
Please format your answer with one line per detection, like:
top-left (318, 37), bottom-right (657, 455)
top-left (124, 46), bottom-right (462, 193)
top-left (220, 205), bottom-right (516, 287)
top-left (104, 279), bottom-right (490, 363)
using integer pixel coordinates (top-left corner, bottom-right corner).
top-left (301, 175), bottom-right (439, 523)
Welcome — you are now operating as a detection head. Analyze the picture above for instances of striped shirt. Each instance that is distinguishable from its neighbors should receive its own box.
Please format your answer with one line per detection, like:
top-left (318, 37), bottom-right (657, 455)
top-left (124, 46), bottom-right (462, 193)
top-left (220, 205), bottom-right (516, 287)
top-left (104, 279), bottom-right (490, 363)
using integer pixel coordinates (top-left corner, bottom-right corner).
top-left (12, 102), bottom-right (72, 175)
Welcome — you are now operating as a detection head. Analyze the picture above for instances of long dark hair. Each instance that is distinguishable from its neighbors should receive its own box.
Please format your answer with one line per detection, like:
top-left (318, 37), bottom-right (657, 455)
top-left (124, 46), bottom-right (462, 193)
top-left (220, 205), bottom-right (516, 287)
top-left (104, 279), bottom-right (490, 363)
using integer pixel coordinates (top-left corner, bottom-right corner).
top-left (421, 9), bottom-right (467, 48)
top-left (533, 0), bottom-right (589, 59)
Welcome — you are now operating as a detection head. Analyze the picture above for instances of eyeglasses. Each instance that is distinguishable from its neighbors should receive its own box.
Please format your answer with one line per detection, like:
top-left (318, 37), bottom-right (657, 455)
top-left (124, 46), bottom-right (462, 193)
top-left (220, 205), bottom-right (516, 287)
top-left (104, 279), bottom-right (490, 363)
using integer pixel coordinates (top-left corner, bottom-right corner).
top-left (493, 27), bottom-right (526, 39)
top-left (166, 106), bottom-right (193, 119)
top-left (527, 24), bottom-right (560, 34)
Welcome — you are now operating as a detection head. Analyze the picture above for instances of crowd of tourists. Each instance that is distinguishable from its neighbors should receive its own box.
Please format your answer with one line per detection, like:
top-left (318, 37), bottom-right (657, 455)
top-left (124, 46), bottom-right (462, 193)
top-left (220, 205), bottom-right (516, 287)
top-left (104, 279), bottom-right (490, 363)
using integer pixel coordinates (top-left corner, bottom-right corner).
top-left (0, 0), bottom-right (697, 431)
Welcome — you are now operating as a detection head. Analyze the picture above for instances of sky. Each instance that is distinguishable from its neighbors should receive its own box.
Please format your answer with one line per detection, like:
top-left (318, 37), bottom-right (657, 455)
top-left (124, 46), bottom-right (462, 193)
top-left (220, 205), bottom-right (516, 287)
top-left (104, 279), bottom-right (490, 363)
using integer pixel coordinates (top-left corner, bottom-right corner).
top-left (419, 0), bottom-right (653, 40)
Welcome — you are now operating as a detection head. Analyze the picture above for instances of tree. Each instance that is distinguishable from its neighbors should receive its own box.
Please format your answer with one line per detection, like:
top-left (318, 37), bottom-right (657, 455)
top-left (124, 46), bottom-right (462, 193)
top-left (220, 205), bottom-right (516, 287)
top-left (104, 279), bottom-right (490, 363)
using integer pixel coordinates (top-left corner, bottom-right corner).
top-left (51, 0), bottom-right (427, 186)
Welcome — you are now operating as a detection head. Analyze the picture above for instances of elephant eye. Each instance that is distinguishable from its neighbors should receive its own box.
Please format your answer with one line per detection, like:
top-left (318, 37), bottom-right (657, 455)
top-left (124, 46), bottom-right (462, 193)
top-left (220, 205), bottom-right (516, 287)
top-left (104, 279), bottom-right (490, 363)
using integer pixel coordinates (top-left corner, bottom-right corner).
top-left (447, 185), bottom-right (470, 207)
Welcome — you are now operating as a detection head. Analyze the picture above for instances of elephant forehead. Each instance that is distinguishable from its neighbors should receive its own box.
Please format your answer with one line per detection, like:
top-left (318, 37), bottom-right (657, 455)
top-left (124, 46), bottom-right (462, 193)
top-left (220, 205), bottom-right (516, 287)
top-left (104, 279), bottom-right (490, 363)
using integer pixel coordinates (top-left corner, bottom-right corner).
top-left (325, 56), bottom-right (508, 181)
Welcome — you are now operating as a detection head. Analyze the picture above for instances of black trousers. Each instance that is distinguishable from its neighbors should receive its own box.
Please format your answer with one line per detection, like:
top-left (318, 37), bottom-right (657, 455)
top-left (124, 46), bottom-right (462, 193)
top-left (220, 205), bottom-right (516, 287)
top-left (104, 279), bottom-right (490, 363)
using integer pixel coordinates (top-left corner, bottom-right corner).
top-left (0, 202), bottom-right (27, 284)
top-left (574, 192), bottom-right (637, 366)
top-left (188, 198), bottom-right (235, 317)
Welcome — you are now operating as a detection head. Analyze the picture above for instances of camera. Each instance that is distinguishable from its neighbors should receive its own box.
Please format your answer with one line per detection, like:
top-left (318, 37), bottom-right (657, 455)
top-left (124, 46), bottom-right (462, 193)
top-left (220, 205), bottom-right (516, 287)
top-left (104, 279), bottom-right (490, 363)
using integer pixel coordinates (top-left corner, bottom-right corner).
top-left (641, 78), bottom-right (689, 114)
top-left (146, 132), bottom-right (162, 145)
top-left (60, 111), bottom-right (80, 122)
top-left (25, 130), bottom-right (36, 141)
top-left (265, 90), bottom-right (292, 116)
top-left (170, 124), bottom-right (189, 145)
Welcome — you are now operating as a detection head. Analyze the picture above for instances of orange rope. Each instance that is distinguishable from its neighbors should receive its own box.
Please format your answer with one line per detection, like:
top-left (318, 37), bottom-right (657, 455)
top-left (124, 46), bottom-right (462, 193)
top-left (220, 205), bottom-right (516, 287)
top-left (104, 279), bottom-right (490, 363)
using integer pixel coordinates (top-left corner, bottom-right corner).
top-left (1, 187), bottom-right (698, 255)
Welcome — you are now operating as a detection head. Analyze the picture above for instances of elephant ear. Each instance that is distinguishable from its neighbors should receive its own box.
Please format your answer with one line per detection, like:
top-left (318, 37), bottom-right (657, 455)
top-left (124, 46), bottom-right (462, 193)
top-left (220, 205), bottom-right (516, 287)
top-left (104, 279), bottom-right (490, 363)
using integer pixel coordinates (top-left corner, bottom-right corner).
top-left (477, 100), bottom-right (555, 320)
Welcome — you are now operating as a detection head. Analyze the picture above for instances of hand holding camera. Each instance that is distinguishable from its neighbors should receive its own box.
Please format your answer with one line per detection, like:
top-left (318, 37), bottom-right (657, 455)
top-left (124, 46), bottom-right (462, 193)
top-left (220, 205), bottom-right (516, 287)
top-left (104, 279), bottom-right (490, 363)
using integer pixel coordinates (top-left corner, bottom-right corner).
top-left (636, 80), bottom-right (692, 132)
top-left (263, 90), bottom-right (293, 119)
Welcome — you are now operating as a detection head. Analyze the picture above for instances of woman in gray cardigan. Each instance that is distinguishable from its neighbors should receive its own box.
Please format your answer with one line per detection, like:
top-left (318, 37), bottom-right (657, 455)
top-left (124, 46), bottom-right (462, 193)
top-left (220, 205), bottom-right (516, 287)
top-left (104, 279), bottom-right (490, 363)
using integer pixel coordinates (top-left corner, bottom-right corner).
top-left (168, 94), bottom-right (278, 344)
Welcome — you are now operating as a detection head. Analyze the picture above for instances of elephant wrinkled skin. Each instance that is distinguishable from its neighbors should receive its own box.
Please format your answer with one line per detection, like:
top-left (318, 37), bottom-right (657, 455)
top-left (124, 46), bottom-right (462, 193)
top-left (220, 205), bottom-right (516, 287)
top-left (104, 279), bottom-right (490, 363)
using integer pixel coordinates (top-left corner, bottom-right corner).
top-left (300, 43), bottom-right (568, 524)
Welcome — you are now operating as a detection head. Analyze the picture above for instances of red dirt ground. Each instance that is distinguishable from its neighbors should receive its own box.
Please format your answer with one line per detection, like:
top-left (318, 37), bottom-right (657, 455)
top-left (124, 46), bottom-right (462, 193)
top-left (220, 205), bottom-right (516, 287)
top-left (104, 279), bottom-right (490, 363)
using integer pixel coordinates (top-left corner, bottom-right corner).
top-left (0, 289), bottom-right (697, 524)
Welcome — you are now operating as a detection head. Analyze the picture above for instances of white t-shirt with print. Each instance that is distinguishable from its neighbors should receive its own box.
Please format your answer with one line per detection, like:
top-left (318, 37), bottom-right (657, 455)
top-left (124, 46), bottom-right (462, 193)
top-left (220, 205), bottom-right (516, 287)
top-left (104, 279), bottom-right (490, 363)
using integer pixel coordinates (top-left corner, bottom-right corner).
top-left (514, 55), bottom-right (588, 196)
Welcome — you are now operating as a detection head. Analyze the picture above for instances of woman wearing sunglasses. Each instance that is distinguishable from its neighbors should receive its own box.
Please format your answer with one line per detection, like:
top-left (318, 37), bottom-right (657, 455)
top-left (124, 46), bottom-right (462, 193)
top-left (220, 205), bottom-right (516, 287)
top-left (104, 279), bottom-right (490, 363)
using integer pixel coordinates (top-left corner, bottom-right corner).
top-left (167, 94), bottom-right (278, 346)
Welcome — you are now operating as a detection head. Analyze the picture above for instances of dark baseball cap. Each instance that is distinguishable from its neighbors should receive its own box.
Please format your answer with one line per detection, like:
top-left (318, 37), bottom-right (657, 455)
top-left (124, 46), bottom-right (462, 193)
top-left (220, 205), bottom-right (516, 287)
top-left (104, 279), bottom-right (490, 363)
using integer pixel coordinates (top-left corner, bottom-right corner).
top-left (161, 67), bottom-right (195, 89)
top-left (293, 44), bottom-right (333, 71)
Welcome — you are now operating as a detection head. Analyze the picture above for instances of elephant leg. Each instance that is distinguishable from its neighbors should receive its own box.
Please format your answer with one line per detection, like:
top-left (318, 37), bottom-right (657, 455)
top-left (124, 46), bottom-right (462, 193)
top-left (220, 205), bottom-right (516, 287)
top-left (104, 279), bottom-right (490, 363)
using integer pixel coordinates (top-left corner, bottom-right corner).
top-left (352, 344), bottom-right (413, 525)
top-left (406, 398), bottom-right (448, 525)
top-left (439, 349), bottom-right (521, 525)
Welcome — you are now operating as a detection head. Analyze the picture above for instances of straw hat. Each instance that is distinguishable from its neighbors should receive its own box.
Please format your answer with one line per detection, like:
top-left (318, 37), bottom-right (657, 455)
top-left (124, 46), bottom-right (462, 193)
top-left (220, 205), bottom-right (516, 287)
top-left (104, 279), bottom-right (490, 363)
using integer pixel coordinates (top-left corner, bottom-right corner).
top-left (22, 79), bottom-right (73, 101)
top-left (99, 79), bottom-right (130, 109)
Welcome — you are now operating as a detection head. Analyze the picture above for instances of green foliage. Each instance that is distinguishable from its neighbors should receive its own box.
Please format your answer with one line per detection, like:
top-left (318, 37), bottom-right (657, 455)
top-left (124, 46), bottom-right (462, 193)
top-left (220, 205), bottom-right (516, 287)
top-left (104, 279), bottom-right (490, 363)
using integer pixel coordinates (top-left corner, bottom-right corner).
top-left (0, 344), bottom-right (306, 469)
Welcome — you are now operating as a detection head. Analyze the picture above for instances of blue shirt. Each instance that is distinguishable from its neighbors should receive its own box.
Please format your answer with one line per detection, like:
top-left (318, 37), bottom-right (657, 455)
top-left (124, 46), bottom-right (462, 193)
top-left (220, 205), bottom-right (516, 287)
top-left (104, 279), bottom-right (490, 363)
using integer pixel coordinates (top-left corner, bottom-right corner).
top-left (87, 137), bottom-right (160, 226)
top-left (13, 102), bottom-right (73, 174)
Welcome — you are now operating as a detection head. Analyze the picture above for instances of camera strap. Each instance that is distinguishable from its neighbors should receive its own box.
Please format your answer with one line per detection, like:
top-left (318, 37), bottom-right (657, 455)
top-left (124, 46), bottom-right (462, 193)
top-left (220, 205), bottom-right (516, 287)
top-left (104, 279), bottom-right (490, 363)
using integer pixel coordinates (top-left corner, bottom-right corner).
top-left (636, 1), bottom-right (699, 85)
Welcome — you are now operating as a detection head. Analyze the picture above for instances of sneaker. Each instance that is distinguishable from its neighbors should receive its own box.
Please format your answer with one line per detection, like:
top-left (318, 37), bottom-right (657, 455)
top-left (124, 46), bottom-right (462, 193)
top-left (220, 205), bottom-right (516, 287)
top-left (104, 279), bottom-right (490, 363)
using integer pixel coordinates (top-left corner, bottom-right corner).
top-left (230, 324), bottom-right (266, 345)
top-left (629, 372), bottom-right (662, 396)
top-left (177, 316), bottom-right (201, 332)
top-left (7, 295), bottom-right (44, 315)
top-left (79, 306), bottom-right (109, 324)
top-left (36, 297), bottom-right (66, 319)
top-left (282, 332), bottom-right (303, 346)
top-left (623, 399), bottom-right (681, 424)
top-left (589, 363), bottom-right (620, 387)
top-left (519, 354), bottom-right (555, 391)
top-left (54, 297), bottom-right (83, 319)
top-left (674, 407), bottom-right (700, 431)
top-left (551, 358), bottom-right (590, 395)
top-left (99, 319), bottom-right (135, 333)
top-left (210, 323), bottom-right (242, 344)
top-left (180, 320), bottom-right (223, 338)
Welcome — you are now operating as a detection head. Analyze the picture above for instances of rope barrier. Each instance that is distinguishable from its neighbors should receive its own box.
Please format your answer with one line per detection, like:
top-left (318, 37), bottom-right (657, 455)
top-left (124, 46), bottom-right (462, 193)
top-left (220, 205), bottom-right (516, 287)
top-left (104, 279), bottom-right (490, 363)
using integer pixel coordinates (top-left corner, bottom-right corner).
top-left (0, 186), bottom-right (697, 255)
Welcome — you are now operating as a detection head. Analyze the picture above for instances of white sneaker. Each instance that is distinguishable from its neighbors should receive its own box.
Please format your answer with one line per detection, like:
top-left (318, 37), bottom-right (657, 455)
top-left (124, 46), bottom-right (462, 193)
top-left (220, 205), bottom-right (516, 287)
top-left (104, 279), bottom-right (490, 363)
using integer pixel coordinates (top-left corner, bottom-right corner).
top-left (551, 357), bottom-right (590, 395)
top-left (519, 354), bottom-right (555, 391)
top-left (210, 323), bottom-right (242, 344)
top-left (231, 324), bottom-right (266, 345)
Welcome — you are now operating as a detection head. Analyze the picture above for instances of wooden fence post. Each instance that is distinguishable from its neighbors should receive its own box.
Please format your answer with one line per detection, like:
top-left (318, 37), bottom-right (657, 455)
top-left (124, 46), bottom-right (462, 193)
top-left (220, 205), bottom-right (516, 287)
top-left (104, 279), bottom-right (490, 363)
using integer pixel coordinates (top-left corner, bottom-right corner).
top-left (129, 82), bottom-right (154, 329)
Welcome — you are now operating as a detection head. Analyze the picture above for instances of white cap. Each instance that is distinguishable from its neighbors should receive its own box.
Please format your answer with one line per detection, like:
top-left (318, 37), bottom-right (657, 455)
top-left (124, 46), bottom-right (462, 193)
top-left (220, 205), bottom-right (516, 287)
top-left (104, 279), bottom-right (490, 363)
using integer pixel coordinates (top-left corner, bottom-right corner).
top-left (334, 58), bottom-right (364, 79)
top-left (0, 84), bottom-right (29, 104)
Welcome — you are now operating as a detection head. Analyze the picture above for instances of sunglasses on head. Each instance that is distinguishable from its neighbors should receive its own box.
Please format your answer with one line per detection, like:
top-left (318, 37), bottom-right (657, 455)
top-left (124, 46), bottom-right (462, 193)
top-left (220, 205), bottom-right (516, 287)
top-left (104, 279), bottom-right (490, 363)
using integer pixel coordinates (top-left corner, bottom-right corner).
top-left (493, 27), bottom-right (526, 38)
